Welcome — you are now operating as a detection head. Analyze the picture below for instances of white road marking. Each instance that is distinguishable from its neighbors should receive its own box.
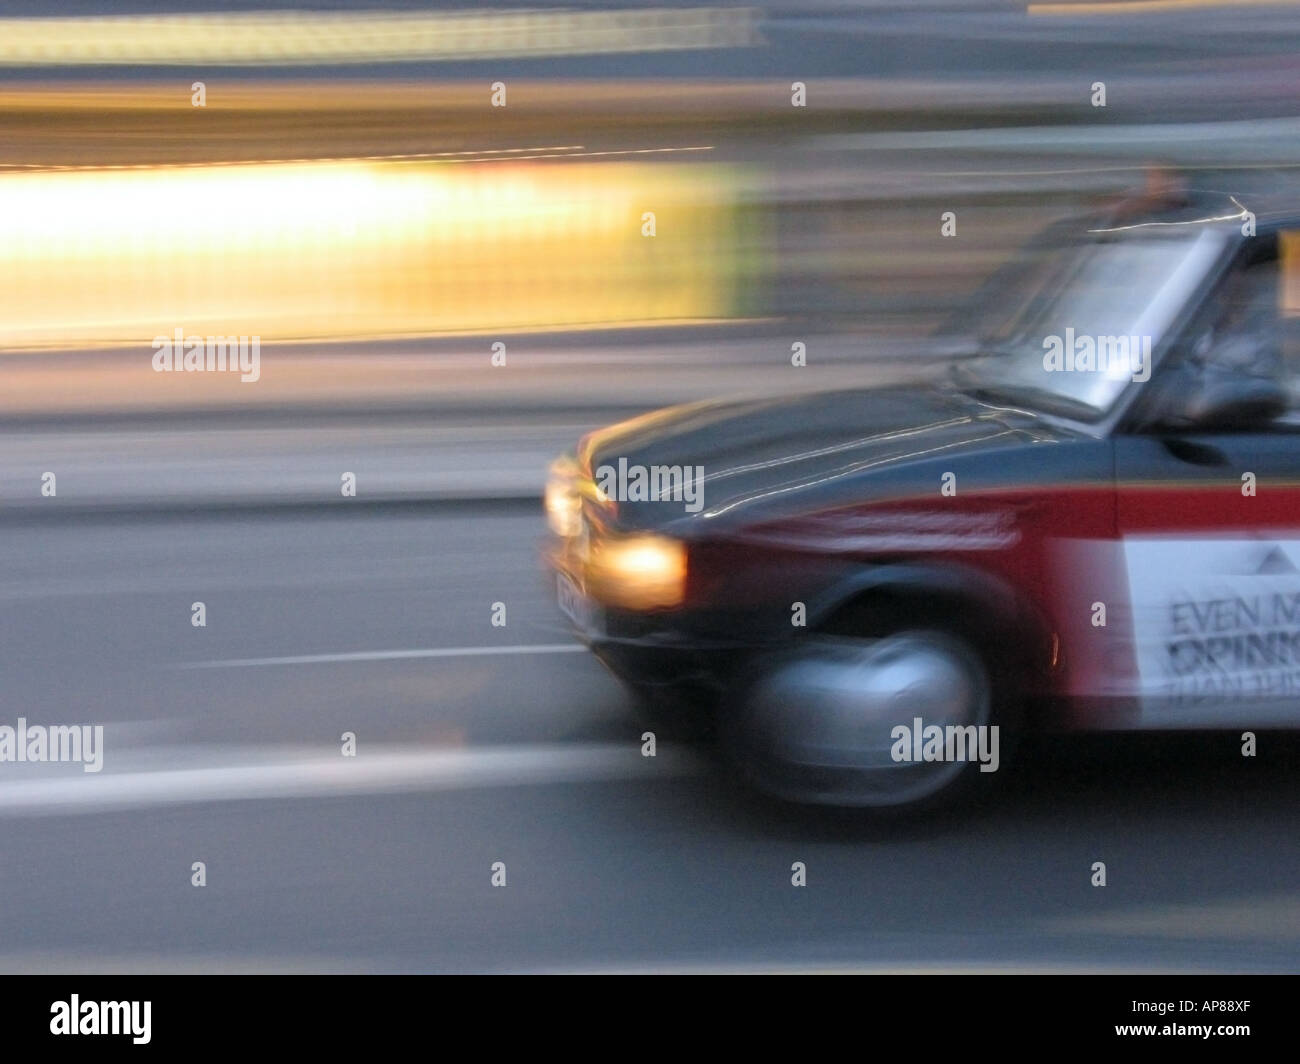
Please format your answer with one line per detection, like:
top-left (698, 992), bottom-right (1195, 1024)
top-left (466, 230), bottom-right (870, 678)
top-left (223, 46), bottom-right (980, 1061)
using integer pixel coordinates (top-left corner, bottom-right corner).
top-left (0, 742), bottom-right (698, 817)
top-left (171, 643), bottom-right (587, 669)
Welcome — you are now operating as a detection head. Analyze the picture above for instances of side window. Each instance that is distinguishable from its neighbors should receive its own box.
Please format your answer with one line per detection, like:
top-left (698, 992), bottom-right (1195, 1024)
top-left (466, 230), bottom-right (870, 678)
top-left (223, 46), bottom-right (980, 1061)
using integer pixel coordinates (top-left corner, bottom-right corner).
top-left (1190, 254), bottom-right (1280, 379)
top-left (1130, 239), bottom-right (1292, 434)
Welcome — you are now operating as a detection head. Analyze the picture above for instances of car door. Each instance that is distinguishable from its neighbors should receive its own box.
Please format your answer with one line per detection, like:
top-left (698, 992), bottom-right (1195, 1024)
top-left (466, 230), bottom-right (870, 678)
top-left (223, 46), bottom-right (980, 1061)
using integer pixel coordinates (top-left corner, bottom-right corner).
top-left (1115, 247), bottom-right (1300, 727)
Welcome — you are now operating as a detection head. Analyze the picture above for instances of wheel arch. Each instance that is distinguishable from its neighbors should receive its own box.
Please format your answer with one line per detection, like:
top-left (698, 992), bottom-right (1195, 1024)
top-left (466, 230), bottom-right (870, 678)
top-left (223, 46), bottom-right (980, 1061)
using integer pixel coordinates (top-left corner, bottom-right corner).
top-left (803, 560), bottom-right (1055, 700)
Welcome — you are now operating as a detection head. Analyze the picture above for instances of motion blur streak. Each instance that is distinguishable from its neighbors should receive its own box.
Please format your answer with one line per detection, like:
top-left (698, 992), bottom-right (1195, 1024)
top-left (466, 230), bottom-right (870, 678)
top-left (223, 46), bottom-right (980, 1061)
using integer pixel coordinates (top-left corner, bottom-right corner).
top-left (2, 0), bottom-right (1300, 977)
top-left (0, 7), bottom-right (762, 66)
top-left (1029, 0), bottom-right (1296, 14)
top-left (0, 159), bottom-right (741, 347)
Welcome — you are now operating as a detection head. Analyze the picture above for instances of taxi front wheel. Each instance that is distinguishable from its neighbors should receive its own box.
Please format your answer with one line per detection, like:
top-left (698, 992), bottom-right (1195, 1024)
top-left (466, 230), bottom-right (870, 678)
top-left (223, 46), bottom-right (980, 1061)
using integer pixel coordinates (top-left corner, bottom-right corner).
top-left (722, 629), bottom-right (1012, 810)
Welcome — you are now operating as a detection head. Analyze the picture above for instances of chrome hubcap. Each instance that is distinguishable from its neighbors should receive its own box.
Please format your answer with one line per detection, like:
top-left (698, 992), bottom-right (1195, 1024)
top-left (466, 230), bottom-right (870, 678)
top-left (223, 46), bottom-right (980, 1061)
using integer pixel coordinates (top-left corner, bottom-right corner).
top-left (742, 632), bottom-right (991, 806)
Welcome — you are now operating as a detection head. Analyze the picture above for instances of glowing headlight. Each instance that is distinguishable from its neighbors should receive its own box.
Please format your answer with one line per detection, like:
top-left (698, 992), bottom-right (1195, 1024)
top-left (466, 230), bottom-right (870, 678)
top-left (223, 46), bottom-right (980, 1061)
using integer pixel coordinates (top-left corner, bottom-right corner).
top-left (586, 534), bottom-right (686, 610)
top-left (545, 458), bottom-right (583, 537)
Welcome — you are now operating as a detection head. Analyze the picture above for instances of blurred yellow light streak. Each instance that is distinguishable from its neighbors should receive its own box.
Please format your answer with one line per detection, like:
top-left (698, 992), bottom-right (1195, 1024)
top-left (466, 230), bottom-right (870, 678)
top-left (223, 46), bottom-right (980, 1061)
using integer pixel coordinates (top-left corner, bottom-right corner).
top-left (0, 8), bottom-right (760, 66)
top-left (1029, 0), bottom-right (1299, 15)
top-left (0, 148), bottom-right (715, 176)
top-left (0, 158), bottom-right (740, 347)
top-left (0, 148), bottom-right (591, 174)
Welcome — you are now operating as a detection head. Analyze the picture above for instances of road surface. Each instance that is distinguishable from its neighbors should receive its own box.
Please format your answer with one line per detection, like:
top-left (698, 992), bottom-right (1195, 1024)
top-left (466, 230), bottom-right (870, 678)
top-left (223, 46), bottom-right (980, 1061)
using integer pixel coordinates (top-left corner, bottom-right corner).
top-left (0, 506), bottom-right (1295, 972)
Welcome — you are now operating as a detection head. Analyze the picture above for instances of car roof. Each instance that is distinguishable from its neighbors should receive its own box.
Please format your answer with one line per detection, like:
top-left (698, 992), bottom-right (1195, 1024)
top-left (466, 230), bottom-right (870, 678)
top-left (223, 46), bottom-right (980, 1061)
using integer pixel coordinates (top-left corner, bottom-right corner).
top-left (1082, 182), bottom-right (1300, 237)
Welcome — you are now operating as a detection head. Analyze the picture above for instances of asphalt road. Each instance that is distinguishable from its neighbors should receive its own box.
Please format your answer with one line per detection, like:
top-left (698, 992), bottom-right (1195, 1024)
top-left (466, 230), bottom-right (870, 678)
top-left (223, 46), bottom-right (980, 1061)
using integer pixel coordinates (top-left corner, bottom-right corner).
top-left (0, 506), bottom-right (1296, 972)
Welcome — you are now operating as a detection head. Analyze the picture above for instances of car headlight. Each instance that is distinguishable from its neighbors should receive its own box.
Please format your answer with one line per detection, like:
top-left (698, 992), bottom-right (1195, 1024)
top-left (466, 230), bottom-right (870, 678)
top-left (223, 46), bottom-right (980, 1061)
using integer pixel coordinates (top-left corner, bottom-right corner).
top-left (585, 534), bottom-right (686, 610)
top-left (545, 458), bottom-right (583, 537)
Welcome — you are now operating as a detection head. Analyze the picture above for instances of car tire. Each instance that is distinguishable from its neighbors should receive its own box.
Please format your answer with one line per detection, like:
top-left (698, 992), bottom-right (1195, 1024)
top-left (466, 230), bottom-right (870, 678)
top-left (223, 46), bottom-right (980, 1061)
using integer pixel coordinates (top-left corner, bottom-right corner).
top-left (721, 624), bottom-right (1015, 811)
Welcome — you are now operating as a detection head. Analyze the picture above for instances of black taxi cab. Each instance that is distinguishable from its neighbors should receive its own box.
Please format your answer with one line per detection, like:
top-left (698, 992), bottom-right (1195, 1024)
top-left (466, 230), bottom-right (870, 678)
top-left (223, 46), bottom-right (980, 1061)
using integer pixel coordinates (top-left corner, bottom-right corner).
top-left (546, 187), bottom-right (1300, 809)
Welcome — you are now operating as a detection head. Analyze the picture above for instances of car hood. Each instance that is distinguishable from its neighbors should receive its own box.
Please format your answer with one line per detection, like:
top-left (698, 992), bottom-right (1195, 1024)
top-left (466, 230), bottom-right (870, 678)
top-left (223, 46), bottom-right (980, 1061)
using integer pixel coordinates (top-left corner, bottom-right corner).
top-left (578, 384), bottom-right (1073, 531)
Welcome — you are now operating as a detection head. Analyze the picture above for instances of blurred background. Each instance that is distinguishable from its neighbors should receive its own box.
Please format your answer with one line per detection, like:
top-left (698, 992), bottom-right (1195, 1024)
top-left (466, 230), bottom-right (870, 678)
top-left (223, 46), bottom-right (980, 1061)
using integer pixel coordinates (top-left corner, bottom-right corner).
top-left (1, 0), bottom-right (1299, 972)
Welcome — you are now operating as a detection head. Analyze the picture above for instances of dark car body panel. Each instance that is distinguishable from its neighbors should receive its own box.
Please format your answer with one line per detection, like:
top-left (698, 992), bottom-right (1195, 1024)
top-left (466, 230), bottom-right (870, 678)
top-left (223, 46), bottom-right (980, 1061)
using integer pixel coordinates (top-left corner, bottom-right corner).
top-left (580, 386), bottom-right (1084, 533)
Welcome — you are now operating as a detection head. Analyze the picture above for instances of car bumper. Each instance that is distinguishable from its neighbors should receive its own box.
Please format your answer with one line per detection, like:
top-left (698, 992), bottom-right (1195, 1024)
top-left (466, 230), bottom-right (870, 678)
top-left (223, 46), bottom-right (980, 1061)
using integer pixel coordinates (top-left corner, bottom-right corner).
top-left (549, 560), bottom-right (761, 693)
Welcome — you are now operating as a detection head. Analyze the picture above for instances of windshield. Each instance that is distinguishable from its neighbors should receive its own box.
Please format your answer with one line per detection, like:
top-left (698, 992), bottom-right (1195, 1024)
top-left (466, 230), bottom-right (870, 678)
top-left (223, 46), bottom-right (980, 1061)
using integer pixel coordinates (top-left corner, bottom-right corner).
top-left (954, 227), bottom-right (1230, 420)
